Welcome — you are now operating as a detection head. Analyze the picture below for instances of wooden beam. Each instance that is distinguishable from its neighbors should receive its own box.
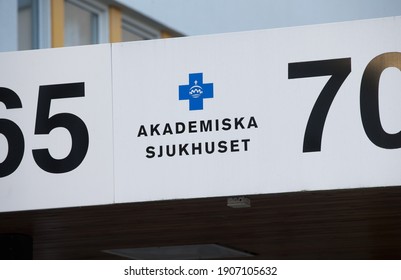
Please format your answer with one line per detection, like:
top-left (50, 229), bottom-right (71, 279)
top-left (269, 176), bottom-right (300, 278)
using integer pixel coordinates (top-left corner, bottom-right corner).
top-left (161, 31), bottom-right (172, 39)
top-left (51, 0), bottom-right (64, 48)
top-left (109, 6), bottom-right (122, 43)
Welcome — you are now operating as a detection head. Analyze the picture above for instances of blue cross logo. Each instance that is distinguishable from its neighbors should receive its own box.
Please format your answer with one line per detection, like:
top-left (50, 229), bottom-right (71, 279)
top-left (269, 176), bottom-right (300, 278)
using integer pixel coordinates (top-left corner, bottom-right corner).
top-left (179, 73), bottom-right (214, 110)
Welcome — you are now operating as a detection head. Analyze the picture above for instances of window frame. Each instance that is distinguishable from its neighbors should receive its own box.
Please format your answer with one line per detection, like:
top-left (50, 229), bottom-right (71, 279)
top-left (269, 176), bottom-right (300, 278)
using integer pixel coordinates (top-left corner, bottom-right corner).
top-left (64, 0), bottom-right (109, 46)
top-left (18, 0), bottom-right (51, 50)
top-left (122, 14), bottom-right (160, 42)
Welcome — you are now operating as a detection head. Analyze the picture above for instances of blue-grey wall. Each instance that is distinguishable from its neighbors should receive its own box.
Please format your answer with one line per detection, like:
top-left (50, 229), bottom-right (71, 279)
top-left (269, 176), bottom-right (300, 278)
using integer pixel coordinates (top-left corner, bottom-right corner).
top-left (0, 0), bottom-right (18, 52)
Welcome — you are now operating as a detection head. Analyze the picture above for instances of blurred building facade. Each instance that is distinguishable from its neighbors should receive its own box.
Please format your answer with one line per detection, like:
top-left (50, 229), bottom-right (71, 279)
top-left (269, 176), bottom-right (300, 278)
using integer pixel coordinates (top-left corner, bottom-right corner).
top-left (0, 0), bottom-right (182, 52)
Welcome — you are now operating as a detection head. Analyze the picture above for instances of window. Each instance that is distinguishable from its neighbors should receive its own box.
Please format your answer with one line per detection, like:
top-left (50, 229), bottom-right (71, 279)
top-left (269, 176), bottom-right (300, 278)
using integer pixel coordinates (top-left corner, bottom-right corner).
top-left (122, 27), bottom-right (143, 42)
top-left (18, 0), bottom-right (50, 51)
top-left (18, 0), bottom-right (38, 50)
top-left (122, 15), bottom-right (159, 42)
top-left (64, 0), bottom-right (108, 47)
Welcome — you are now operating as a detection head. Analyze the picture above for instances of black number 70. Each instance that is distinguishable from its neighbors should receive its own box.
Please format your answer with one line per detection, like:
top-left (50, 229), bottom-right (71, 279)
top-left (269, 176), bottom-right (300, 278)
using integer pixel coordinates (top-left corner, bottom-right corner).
top-left (288, 52), bottom-right (401, 152)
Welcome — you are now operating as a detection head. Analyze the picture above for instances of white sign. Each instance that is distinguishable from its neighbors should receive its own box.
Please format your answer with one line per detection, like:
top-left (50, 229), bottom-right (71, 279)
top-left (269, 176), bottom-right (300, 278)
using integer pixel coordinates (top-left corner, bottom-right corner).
top-left (0, 45), bottom-right (114, 212)
top-left (1, 17), bottom-right (401, 212)
top-left (112, 16), bottom-right (401, 203)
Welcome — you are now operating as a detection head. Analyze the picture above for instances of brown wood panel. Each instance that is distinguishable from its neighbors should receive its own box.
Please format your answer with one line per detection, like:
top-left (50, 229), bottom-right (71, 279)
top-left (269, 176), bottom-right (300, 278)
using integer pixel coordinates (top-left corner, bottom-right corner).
top-left (1, 186), bottom-right (401, 259)
top-left (109, 6), bottom-right (122, 43)
top-left (51, 0), bottom-right (64, 47)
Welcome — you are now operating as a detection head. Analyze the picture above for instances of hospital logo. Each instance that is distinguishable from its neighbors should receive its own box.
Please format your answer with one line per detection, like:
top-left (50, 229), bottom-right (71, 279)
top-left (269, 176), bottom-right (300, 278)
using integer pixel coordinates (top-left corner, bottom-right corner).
top-left (179, 73), bottom-right (214, 110)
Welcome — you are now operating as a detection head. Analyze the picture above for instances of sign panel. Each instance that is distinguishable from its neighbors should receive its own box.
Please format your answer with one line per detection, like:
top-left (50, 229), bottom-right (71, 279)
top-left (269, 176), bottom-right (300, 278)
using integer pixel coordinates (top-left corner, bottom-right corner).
top-left (2, 17), bottom-right (401, 212)
top-left (0, 45), bottom-right (114, 212)
top-left (112, 17), bottom-right (401, 203)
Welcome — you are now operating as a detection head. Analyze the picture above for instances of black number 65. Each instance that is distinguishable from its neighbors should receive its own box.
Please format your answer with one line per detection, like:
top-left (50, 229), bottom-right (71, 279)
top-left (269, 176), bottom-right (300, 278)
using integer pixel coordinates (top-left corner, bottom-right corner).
top-left (0, 82), bottom-right (89, 177)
